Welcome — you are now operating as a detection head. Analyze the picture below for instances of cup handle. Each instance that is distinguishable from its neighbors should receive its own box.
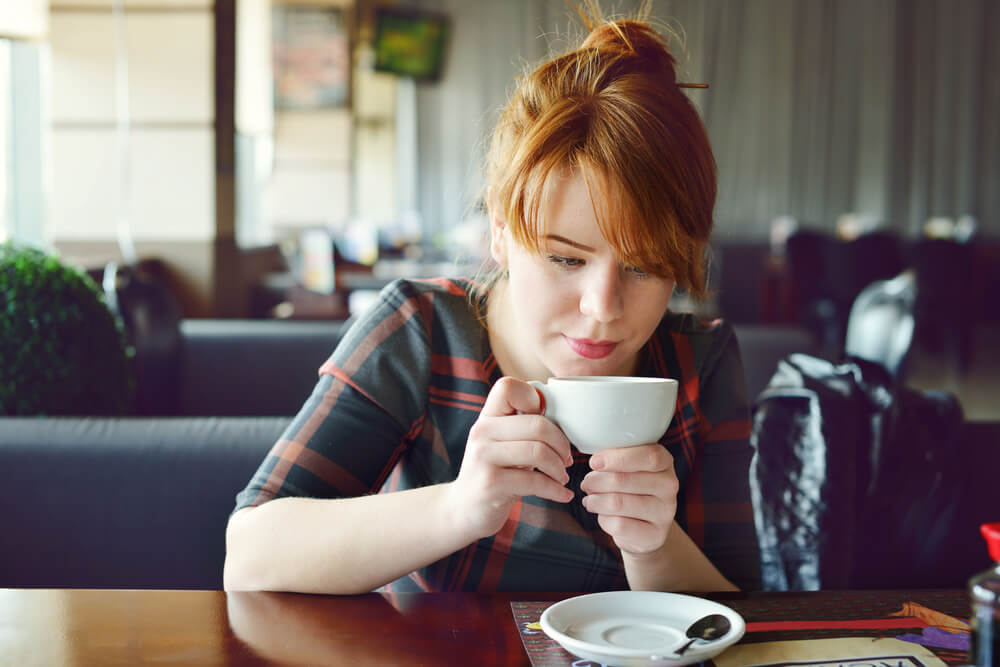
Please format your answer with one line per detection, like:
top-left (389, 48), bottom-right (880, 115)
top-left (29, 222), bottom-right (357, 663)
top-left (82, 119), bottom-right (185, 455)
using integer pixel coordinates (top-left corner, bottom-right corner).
top-left (527, 380), bottom-right (547, 416)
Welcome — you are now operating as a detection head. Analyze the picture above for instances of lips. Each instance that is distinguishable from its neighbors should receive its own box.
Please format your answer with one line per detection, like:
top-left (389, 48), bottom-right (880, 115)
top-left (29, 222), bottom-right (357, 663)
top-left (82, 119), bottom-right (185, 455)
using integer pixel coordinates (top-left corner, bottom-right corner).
top-left (564, 335), bottom-right (619, 359)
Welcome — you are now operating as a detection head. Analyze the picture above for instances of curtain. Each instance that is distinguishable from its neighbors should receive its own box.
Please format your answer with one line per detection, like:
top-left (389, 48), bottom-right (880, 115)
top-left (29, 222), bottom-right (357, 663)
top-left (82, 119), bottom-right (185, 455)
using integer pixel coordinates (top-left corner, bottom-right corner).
top-left (411, 0), bottom-right (999, 241)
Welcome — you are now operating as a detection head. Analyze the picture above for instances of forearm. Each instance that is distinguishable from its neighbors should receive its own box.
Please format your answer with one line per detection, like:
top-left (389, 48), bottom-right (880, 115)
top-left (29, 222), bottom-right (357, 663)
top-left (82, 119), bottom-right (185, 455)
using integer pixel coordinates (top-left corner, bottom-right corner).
top-left (224, 482), bottom-right (476, 594)
top-left (622, 522), bottom-right (738, 592)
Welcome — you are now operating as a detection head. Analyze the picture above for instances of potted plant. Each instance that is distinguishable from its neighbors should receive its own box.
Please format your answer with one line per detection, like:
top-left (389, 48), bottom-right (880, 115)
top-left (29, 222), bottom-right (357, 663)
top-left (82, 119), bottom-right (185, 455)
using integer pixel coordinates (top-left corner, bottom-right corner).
top-left (0, 242), bottom-right (135, 416)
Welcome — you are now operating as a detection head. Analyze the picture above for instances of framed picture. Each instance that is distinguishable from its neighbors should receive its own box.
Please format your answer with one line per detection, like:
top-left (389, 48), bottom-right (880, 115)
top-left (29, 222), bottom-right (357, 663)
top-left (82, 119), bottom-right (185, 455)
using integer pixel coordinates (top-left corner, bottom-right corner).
top-left (272, 5), bottom-right (350, 109)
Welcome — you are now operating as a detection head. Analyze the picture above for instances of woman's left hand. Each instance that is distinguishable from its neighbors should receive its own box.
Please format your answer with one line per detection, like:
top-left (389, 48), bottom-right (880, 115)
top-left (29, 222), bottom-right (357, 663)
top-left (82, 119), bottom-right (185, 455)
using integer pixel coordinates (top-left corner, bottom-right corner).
top-left (579, 444), bottom-right (679, 555)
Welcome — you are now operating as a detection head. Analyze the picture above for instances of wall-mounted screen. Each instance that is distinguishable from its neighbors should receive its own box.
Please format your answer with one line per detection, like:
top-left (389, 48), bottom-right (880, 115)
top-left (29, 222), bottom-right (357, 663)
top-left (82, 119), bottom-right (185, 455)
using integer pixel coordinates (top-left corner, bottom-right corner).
top-left (372, 7), bottom-right (449, 81)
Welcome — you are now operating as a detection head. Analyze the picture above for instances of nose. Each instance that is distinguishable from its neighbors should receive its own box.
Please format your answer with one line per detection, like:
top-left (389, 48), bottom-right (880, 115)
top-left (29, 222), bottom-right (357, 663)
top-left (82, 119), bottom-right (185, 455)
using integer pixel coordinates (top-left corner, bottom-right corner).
top-left (579, 262), bottom-right (625, 322)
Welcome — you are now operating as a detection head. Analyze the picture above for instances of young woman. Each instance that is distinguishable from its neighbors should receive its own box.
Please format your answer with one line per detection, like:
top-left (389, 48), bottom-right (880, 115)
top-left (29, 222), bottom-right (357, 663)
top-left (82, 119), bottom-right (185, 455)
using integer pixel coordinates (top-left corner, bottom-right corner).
top-left (224, 12), bottom-right (760, 595)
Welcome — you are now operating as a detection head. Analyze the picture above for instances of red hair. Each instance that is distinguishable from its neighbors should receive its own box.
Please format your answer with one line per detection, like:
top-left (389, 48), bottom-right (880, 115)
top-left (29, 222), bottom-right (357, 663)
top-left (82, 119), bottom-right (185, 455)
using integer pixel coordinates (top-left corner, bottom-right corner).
top-left (485, 17), bottom-right (716, 298)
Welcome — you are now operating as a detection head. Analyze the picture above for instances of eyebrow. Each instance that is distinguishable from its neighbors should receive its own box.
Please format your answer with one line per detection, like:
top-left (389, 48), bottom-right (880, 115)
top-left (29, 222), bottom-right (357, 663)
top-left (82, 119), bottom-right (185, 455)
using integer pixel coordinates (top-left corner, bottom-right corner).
top-left (544, 234), bottom-right (594, 252)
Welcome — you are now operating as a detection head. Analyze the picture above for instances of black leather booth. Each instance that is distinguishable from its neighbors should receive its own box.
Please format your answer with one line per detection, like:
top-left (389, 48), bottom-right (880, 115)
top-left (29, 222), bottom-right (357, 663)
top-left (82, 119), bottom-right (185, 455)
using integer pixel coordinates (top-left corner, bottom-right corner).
top-left (2, 417), bottom-right (288, 589)
top-left (5, 317), bottom-right (988, 592)
top-left (175, 319), bottom-right (348, 416)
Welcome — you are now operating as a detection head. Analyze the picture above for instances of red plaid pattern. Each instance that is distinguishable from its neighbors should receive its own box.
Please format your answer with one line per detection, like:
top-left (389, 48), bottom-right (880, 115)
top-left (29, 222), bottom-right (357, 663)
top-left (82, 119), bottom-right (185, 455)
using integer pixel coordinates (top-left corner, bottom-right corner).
top-left (234, 278), bottom-right (760, 592)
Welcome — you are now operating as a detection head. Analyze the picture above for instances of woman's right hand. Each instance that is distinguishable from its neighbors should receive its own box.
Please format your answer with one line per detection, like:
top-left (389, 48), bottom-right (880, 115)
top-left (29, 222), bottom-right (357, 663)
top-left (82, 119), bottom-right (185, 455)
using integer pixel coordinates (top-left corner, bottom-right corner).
top-left (448, 376), bottom-right (574, 540)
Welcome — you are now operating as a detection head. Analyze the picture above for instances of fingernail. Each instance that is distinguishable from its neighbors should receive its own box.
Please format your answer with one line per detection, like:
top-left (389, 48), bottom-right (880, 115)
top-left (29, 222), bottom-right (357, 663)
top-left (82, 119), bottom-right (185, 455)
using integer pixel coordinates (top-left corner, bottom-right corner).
top-left (590, 455), bottom-right (605, 470)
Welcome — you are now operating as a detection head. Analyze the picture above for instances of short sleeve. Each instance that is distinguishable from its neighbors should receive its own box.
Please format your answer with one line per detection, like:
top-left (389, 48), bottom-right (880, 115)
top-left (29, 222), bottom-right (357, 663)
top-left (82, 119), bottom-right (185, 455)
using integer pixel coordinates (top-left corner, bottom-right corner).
top-left (233, 279), bottom-right (435, 511)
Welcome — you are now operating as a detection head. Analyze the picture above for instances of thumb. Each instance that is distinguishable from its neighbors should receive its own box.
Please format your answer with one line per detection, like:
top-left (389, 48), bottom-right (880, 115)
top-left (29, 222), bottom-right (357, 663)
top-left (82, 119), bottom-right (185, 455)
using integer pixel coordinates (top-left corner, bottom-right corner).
top-left (481, 376), bottom-right (545, 417)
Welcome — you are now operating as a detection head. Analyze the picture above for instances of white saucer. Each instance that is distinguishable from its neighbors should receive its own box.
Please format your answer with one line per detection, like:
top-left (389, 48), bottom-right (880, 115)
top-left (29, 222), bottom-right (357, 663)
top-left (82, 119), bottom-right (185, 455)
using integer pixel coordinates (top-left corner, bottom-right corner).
top-left (540, 591), bottom-right (745, 667)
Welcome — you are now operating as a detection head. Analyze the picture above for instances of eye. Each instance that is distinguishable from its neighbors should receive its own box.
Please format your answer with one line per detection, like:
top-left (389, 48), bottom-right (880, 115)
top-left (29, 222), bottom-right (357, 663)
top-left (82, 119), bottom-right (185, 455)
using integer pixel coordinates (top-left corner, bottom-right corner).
top-left (625, 265), bottom-right (648, 279)
top-left (547, 254), bottom-right (584, 269)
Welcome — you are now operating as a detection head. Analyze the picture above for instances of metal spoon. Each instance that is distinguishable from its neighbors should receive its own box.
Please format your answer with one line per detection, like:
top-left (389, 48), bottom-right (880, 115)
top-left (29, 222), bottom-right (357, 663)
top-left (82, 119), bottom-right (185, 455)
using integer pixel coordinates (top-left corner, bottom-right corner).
top-left (673, 613), bottom-right (731, 656)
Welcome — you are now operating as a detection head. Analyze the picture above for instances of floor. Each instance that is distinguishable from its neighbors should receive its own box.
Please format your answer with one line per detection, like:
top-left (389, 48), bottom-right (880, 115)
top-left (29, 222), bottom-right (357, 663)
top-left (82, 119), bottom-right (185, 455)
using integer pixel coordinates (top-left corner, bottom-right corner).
top-left (906, 325), bottom-right (1000, 421)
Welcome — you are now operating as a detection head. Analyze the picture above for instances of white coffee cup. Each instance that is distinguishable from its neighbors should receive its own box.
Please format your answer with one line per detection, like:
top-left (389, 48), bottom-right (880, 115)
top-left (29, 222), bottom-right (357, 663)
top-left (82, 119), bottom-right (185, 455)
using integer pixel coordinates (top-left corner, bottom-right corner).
top-left (527, 376), bottom-right (678, 455)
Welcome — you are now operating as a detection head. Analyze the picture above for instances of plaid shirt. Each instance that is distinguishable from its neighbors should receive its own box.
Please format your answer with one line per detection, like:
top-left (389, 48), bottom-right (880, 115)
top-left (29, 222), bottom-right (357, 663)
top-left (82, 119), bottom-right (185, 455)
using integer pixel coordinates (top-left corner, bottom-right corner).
top-left (234, 278), bottom-right (760, 592)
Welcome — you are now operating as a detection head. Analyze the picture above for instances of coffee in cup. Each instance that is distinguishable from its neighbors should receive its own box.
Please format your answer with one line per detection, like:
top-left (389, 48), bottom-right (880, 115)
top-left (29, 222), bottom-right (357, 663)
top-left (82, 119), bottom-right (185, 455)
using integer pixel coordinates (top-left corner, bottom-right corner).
top-left (527, 376), bottom-right (678, 455)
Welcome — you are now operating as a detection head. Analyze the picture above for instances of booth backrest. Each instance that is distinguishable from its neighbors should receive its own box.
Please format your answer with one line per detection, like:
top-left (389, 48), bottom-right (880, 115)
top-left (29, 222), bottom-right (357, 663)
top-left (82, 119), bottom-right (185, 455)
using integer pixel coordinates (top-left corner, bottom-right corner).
top-left (732, 325), bottom-right (823, 400)
top-left (0, 319), bottom-right (858, 591)
top-left (169, 320), bottom-right (818, 417)
top-left (175, 319), bottom-right (349, 416)
top-left (2, 415), bottom-right (996, 591)
top-left (1, 417), bottom-right (288, 590)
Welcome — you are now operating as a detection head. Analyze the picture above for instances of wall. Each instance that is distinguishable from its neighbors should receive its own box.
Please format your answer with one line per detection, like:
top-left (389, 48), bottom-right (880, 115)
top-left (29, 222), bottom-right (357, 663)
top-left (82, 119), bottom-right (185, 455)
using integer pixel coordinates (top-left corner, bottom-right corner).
top-left (259, 0), bottom-right (398, 241)
top-left (410, 0), bottom-right (1000, 241)
top-left (264, 0), bottom-right (354, 241)
top-left (352, 46), bottom-right (397, 229)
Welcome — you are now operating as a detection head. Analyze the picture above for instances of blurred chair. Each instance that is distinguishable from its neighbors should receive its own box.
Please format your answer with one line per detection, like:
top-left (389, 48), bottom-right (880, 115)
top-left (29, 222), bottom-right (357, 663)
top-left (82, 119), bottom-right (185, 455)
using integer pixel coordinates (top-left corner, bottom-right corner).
top-left (784, 228), bottom-right (840, 353)
top-left (911, 238), bottom-right (976, 372)
top-left (715, 242), bottom-right (768, 324)
top-left (104, 261), bottom-right (184, 415)
top-left (734, 325), bottom-right (827, 401)
top-left (824, 230), bottom-right (906, 351)
top-left (843, 270), bottom-right (917, 381)
top-left (827, 231), bottom-right (905, 307)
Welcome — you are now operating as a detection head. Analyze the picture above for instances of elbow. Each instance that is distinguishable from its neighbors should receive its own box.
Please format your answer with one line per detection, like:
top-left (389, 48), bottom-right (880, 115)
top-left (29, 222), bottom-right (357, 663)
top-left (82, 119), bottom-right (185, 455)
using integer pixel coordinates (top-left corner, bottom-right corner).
top-left (223, 508), bottom-right (259, 592)
top-left (223, 553), bottom-right (249, 592)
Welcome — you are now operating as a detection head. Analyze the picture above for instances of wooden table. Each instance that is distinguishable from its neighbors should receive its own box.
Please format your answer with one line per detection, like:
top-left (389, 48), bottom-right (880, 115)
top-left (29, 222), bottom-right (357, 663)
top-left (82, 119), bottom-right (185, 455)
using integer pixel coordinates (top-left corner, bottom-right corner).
top-left (0, 588), bottom-right (971, 665)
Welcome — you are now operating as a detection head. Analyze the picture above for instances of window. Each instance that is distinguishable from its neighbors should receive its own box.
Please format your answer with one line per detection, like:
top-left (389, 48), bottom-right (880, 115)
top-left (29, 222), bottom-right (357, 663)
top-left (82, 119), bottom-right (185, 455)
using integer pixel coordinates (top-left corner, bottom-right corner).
top-left (0, 38), bottom-right (46, 247)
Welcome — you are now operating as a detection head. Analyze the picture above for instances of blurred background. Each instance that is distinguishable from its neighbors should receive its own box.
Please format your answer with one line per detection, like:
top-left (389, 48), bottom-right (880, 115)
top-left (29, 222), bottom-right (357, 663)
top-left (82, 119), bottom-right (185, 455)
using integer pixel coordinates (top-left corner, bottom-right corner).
top-left (1, 0), bottom-right (998, 415)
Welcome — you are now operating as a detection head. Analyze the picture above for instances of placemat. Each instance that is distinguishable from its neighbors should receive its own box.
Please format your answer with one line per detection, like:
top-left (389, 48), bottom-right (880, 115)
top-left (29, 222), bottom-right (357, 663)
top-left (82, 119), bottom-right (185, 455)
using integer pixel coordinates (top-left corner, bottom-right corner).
top-left (511, 590), bottom-right (971, 666)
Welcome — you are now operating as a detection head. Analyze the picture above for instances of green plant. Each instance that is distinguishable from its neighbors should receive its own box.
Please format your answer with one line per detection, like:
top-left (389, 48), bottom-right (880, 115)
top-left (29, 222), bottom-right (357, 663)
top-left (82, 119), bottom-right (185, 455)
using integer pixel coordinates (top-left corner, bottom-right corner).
top-left (0, 242), bottom-right (135, 416)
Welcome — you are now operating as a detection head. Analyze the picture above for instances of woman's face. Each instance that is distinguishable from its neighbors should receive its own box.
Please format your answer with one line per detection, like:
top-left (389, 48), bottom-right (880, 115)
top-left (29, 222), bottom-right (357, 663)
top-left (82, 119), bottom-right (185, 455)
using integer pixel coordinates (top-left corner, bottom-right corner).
top-left (490, 168), bottom-right (675, 380)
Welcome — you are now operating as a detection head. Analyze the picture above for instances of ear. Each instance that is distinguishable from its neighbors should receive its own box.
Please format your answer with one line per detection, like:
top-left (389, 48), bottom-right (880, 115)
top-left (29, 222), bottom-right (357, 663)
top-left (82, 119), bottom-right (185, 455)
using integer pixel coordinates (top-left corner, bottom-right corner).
top-left (487, 189), bottom-right (508, 267)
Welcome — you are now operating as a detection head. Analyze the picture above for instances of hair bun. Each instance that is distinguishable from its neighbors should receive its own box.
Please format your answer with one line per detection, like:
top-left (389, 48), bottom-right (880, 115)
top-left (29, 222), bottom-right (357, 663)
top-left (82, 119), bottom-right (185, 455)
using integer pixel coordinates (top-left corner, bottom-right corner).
top-left (579, 20), bottom-right (678, 85)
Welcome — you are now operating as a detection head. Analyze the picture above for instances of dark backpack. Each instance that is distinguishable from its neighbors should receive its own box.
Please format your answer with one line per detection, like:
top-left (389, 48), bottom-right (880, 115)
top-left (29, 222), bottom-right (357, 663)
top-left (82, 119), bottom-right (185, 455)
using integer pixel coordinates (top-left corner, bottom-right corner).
top-left (749, 353), bottom-right (966, 590)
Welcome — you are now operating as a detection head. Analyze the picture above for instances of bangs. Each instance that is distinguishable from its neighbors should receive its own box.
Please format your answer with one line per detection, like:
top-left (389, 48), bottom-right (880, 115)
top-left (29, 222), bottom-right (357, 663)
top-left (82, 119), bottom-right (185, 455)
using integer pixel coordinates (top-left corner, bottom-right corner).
top-left (504, 153), bottom-right (694, 286)
top-left (496, 98), bottom-right (580, 254)
top-left (578, 161), bottom-right (683, 281)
